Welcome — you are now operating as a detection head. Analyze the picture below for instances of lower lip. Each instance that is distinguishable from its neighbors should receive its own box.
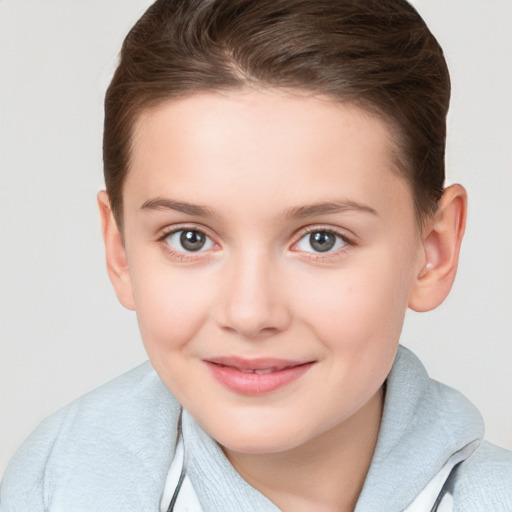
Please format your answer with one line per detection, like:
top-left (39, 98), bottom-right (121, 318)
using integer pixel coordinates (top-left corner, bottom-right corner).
top-left (205, 361), bottom-right (314, 396)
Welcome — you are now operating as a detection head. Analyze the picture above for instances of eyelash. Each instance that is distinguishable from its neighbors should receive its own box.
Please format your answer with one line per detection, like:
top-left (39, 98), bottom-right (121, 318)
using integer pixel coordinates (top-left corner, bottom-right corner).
top-left (157, 225), bottom-right (217, 262)
top-left (156, 224), bottom-right (356, 262)
top-left (291, 226), bottom-right (355, 261)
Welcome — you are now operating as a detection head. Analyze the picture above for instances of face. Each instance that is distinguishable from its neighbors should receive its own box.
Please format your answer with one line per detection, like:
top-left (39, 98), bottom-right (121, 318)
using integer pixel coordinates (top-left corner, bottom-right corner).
top-left (117, 89), bottom-right (426, 454)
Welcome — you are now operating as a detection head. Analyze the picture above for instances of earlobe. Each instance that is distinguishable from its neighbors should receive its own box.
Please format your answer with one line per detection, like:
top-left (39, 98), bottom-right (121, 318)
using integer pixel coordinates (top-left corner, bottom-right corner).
top-left (408, 184), bottom-right (467, 312)
top-left (97, 191), bottom-right (135, 311)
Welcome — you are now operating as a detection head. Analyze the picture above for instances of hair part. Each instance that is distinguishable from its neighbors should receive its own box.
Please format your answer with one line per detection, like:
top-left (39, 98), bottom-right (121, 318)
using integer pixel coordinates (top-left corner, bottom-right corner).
top-left (104, 0), bottom-right (450, 228)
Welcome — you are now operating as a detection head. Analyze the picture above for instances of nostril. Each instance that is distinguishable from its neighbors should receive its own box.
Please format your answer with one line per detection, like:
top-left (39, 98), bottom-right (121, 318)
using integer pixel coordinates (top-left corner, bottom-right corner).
top-left (213, 260), bottom-right (292, 337)
top-left (220, 322), bottom-right (281, 339)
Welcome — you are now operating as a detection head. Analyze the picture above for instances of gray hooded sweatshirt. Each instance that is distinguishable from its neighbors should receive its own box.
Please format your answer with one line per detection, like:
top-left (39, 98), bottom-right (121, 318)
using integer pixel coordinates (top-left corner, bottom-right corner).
top-left (1, 346), bottom-right (511, 511)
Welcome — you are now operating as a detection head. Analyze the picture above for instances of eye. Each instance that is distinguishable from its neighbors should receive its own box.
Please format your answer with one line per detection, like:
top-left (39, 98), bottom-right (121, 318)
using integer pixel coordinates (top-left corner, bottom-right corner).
top-left (164, 229), bottom-right (214, 253)
top-left (295, 230), bottom-right (347, 253)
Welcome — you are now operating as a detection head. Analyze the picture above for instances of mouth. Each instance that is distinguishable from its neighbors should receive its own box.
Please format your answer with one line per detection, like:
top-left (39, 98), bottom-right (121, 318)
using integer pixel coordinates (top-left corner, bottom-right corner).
top-left (204, 357), bottom-right (315, 395)
top-left (238, 367), bottom-right (286, 375)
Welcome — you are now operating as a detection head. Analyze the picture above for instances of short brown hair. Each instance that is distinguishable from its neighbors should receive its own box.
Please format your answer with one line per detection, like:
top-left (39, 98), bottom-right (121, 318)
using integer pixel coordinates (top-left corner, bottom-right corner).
top-left (104, 0), bottom-right (450, 227)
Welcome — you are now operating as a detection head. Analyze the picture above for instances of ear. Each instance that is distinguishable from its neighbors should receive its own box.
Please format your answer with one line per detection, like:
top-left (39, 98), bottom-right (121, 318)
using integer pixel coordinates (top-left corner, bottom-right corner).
top-left (97, 191), bottom-right (135, 310)
top-left (408, 184), bottom-right (467, 312)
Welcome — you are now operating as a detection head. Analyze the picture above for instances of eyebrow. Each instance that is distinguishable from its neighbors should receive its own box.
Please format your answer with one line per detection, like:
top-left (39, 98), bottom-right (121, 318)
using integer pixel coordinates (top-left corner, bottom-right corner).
top-left (284, 200), bottom-right (378, 218)
top-left (140, 197), bottom-right (216, 217)
top-left (140, 197), bottom-right (378, 219)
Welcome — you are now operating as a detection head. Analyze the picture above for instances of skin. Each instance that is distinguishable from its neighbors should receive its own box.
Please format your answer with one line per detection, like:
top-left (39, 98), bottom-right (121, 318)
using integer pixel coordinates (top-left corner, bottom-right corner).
top-left (98, 89), bottom-right (467, 511)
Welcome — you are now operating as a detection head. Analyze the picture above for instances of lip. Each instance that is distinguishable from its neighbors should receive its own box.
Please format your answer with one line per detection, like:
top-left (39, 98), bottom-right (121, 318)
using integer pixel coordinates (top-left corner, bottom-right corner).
top-left (204, 357), bottom-right (315, 396)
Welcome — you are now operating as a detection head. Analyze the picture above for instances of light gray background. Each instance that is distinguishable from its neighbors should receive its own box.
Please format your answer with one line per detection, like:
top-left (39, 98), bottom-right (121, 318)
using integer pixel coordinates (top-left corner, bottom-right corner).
top-left (1, 0), bottom-right (511, 477)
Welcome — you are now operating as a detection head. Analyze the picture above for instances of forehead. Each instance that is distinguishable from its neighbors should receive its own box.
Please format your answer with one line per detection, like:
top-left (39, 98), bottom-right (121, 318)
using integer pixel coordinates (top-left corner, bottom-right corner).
top-left (125, 89), bottom-right (414, 224)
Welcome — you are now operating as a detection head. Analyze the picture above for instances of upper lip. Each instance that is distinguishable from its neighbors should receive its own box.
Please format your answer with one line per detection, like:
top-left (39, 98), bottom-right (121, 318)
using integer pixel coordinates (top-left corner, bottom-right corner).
top-left (205, 356), bottom-right (313, 372)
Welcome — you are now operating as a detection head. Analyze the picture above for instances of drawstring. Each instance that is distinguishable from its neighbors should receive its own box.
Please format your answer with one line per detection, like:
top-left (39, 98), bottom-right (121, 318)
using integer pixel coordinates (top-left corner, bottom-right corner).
top-left (166, 465), bottom-right (186, 512)
top-left (428, 462), bottom-right (460, 512)
top-left (167, 410), bottom-right (185, 512)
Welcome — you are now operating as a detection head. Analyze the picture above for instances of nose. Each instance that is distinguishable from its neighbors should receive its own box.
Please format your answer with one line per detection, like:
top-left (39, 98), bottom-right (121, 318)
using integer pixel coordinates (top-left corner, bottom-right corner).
top-left (215, 250), bottom-right (291, 339)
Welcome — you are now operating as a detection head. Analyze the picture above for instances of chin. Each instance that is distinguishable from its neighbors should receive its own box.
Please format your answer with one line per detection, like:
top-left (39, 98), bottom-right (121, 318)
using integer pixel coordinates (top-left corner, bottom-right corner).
top-left (210, 419), bottom-right (318, 456)
top-left (220, 436), bottom-right (299, 455)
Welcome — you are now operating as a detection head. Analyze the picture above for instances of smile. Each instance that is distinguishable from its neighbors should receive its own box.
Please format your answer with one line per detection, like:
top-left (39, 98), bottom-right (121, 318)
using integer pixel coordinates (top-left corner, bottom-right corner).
top-left (239, 368), bottom-right (280, 375)
top-left (204, 357), bottom-right (315, 396)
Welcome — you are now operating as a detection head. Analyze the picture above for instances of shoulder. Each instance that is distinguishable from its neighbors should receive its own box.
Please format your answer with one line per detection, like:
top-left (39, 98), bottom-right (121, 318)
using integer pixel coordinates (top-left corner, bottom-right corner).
top-left (1, 362), bottom-right (181, 510)
top-left (451, 440), bottom-right (512, 511)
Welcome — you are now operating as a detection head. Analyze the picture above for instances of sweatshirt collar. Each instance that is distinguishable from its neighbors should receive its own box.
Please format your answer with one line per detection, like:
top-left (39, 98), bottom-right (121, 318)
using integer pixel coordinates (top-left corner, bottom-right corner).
top-left (181, 346), bottom-right (483, 511)
top-left (354, 346), bottom-right (484, 511)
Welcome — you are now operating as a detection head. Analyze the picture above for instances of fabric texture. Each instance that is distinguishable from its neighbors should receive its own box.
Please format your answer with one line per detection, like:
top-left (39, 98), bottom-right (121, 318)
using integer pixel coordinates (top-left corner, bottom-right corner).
top-left (1, 346), bottom-right (511, 511)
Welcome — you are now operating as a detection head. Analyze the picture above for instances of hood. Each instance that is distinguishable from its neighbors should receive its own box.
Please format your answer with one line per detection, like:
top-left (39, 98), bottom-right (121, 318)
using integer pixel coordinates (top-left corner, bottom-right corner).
top-left (182, 346), bottom-right (483, 512)
top-left (354, 346), bottom-right (483, 511)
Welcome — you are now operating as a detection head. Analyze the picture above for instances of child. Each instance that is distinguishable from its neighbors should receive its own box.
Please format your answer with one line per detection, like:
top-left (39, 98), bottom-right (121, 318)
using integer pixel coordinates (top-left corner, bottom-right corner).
top-left (1, 0), bottom-right (511, 510)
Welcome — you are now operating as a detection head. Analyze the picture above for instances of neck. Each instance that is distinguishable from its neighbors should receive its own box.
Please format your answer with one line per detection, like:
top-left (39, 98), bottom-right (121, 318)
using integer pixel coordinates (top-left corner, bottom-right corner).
top-left (223, 387), bottom-right (383, 512)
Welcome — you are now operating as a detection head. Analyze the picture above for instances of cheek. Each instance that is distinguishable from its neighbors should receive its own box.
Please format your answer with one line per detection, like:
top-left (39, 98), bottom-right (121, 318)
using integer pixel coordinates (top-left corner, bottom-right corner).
top-left (129, 261), bottom-right (214, 357)
top-left (291, 258), bottom-right (414, 415)
top-left (295, 251), bottom-right (415, 351)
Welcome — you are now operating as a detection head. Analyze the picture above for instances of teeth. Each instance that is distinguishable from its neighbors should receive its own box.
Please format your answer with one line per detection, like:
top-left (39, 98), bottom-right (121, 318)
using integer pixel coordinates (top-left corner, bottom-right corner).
top-left (237, 367), bottom-right (278, 374)
top-left (254, 368), bottom-right (277, 375)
